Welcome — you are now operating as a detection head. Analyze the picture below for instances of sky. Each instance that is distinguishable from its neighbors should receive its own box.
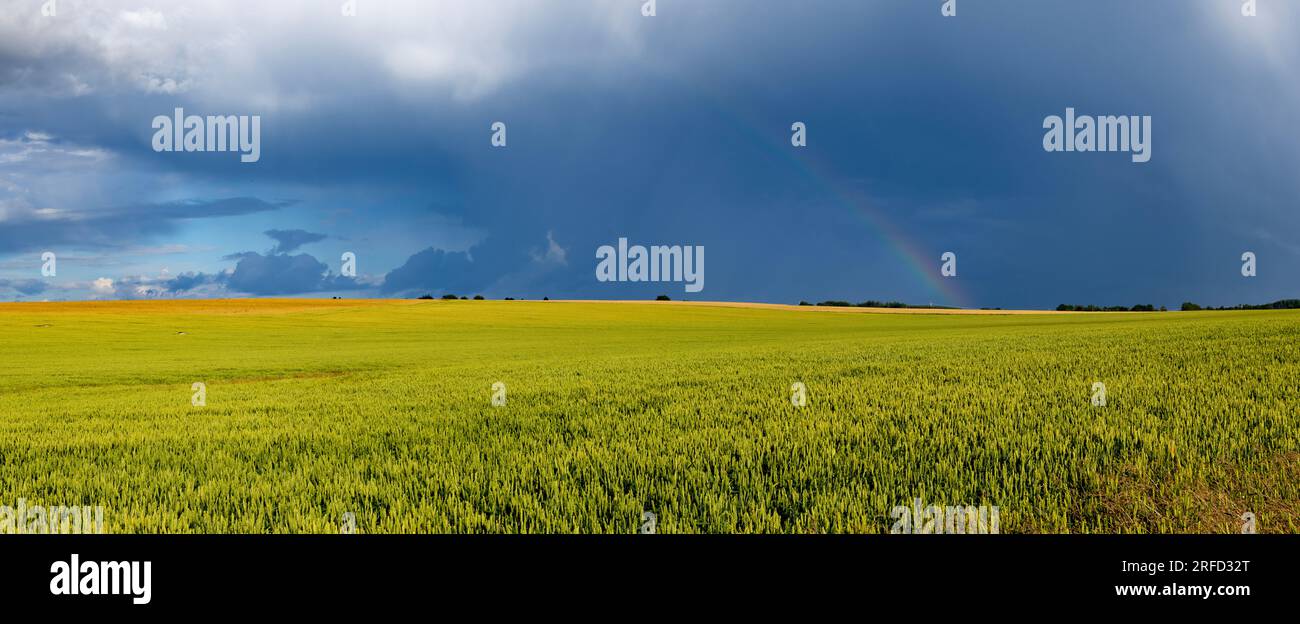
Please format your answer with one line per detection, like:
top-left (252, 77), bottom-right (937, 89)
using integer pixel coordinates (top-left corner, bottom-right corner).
top-left (0, 0), bottom-right (1296, 309)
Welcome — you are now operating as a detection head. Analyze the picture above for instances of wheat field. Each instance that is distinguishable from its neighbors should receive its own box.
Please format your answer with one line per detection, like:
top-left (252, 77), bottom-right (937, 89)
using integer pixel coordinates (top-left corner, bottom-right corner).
top-left (0, 299), bottom-right (1296, 533)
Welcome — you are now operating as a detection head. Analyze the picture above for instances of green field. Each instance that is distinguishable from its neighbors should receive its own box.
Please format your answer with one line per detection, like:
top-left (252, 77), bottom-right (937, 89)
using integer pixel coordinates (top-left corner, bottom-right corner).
top-left (1, 299), bottom-right (1296, 533)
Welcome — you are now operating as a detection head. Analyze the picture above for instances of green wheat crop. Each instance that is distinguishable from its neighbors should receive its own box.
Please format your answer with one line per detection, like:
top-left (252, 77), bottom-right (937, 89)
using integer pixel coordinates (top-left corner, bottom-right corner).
top-left (0, 299), bottom-right (1295, 533)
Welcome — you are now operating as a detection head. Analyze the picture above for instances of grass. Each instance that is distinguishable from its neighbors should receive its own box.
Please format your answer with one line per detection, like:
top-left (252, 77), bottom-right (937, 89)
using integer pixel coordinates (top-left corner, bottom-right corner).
top-left (0, 299), bottom-right (1296, 533)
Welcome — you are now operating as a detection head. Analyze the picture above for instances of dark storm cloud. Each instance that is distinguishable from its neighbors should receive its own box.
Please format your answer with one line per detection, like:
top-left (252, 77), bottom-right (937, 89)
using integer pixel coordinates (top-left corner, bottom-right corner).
top-left (167, 251), bottom-right (364, 296)
top-left (225, 252), bottom-right (348, 295)
top-left (161, 271), bottom-right (220, 293)
top-left (265, 229), bottom-right (327, 254)
top-left (0, 278), bottom-right (48, 295)
top-left (380, 247), bottom-right (492, 296)
top-left (1, 1), bottom-right (1297, 306)
top-left (0, 197), bottom-right (293, 254)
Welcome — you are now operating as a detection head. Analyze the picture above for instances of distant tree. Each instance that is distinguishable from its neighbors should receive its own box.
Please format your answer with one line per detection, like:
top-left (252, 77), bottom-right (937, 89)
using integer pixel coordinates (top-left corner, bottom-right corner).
top-left (798, 301), bottom-right (811, 306)
top-left (505, 297), bottom-right (515, 301)
top-left (1159, 305), bottom-right (1167, 312)
top-left (1181, 301), bottom-right (1202, 311)
top-left (817, 300), bottom-right (851, 307)
top-left (656, 295), bottom-right (671, 301)
top-left (543, 296), bottom-right (549, 301)
top-left (460, 296), bottom-right (468, 300)
top-left (441, 294), bottom-right (459, 300)
top-left (473, 295), bottom-right (485, 300)
top-left (418, 294), bottom-right (435, 300)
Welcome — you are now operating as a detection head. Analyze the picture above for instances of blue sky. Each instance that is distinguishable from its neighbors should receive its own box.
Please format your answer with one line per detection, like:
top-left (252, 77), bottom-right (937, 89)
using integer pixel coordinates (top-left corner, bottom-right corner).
top-left (0, 0), bottom-right (1296, 308)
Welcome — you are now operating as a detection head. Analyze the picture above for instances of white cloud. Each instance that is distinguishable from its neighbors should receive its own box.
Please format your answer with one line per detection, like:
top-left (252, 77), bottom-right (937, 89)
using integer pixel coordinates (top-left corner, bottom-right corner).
top-left (531, 230), bottom-right (568, 266)
top-left (91, 277), bottom-right (114, 293)
top-left (1196, 1), bottom-right (1300, 72)
top-left (0, 0), bottom-right (645, 104)
top-left (382, 41), bottom-right (508, 101)
top-left (0, 133), bottom-right (115, 225)
top-left (119, 9), bottom-right (168, 30)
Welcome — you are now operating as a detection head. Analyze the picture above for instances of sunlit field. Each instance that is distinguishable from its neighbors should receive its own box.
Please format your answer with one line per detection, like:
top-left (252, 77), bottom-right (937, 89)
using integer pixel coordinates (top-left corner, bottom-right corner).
top-left (1, 299), bottom-right (1296, 533)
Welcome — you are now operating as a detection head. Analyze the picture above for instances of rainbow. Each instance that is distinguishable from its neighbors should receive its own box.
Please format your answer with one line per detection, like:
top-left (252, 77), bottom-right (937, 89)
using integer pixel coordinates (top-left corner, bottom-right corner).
top-left (792, 148), bottom-right (974, 309)
top-left (690, 87), bottom-right (975, 308)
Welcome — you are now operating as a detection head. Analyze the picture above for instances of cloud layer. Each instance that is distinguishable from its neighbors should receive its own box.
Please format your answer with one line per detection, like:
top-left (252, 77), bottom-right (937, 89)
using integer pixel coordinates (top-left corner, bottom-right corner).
top-left (2, 1), bottom-right (1298, 307)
